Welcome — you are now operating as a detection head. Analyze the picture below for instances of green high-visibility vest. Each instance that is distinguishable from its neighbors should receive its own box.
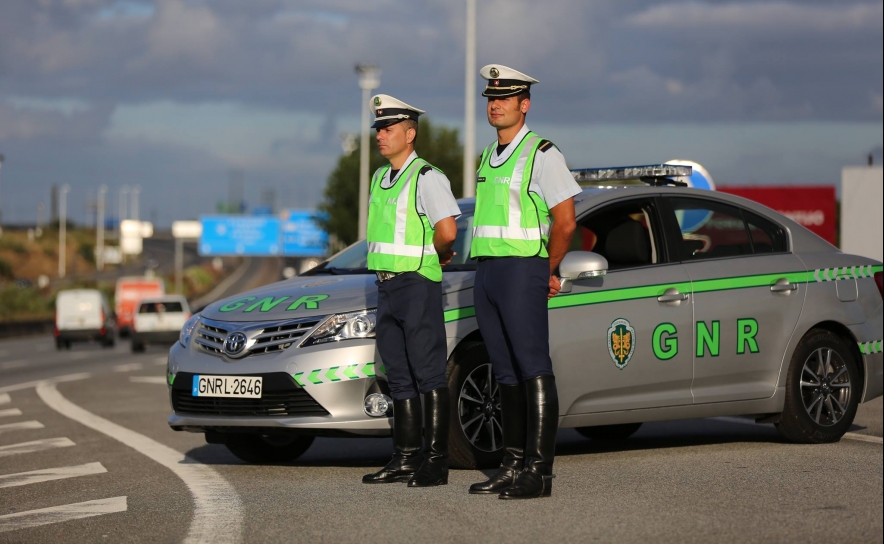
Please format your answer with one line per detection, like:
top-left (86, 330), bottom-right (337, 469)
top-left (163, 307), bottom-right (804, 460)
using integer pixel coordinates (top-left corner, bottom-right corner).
top-left (470, 132), bottom-right (550, 258)
top-left (366, 158), bottom-right (442, 282)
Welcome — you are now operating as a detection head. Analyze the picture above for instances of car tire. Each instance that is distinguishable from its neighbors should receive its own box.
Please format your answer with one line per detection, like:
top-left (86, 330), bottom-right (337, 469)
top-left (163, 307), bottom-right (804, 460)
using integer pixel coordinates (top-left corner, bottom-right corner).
top-left (224, 434), bottom-right (315, 464)
top-left (446, 341), bottom-right (505, 470)
top-left (576, 423), bottom-right (643, 441)
top-left (131, 341), bottom-right (145, 353)
top-left (776, 329), bottom-right (860, 444)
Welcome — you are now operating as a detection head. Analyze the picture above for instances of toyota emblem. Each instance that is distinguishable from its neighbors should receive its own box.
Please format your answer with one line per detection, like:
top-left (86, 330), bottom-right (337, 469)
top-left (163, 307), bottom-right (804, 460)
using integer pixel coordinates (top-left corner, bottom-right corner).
top-left (224, 332), bottom-right (248, 357)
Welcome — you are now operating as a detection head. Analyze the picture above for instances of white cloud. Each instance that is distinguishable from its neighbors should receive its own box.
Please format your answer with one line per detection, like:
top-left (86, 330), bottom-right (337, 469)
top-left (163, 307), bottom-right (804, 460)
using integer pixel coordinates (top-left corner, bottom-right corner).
top-left (627, 2), bottom-right (883, 31)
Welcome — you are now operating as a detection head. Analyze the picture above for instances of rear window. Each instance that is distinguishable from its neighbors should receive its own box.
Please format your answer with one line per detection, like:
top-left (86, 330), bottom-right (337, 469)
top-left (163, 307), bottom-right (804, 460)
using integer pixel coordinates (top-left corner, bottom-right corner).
top-left (139, 302), bottom-right (185, 313)
top-left (669, 197), bottom-right (787, 261)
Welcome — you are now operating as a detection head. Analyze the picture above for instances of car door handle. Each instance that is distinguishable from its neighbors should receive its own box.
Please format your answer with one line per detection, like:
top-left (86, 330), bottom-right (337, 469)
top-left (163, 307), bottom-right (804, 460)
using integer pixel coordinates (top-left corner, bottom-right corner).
top-left (657, 291), bottom-right (688, 303)
top-left (770, 282), bottom-right (798, 293)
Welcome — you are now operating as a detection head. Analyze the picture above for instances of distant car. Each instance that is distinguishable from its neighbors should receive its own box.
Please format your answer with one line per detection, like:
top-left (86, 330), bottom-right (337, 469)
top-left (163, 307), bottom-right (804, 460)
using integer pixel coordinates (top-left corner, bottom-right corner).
top-left (115, 276), bottom-right (165, 337)
top-left (55, 289), bottom-right (115, 349)
top-left (167, 165), bottom-right (883, 467)
top-left (132, 295), bottom-right (191, 353)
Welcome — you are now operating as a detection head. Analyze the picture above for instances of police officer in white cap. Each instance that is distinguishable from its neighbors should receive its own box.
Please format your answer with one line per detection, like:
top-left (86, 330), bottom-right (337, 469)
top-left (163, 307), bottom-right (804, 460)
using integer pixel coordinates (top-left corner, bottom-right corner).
top-left (361, 94), bottom-right (461, 488)
top-left (468, 66), bottom-right (580, 499)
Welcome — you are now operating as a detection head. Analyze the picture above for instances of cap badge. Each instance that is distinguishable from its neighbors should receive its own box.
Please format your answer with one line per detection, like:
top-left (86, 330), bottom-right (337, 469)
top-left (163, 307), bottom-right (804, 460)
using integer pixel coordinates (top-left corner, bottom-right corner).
top-left (492, 80), bottom-right (499, 86)
top-left (373, 97), bottom-right (382, 107)
top-left (376, 109), bottom-right (383, 116)
top-left (490, 67), bottom-right (499, 78)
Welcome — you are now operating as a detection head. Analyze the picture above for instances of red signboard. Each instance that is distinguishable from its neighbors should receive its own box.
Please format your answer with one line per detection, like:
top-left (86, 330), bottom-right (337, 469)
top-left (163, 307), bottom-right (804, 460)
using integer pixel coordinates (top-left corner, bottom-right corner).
top-left (718, 186), bottom-right (837, 245)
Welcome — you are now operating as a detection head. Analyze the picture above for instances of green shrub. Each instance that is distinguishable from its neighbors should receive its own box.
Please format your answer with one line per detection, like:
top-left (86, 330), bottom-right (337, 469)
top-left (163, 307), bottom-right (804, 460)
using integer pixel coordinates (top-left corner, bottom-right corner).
top-left (0, 238), bottom-right (27, 255)
top-left (78, 242), bottom-right (95, 264)
top-left (0, 257), bottom-right (12, 280)
top-left (0, 285), bottom-right (52, 319)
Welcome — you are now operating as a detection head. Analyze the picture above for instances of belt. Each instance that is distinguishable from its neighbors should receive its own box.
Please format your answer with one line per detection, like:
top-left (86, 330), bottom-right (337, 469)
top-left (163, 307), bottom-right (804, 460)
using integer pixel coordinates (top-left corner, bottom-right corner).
top-left (376, 271), bottom-right (405, 282)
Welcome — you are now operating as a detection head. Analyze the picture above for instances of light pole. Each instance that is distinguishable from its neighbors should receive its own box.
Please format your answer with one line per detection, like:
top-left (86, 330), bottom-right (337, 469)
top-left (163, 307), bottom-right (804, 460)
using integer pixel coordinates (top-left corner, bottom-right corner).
top-left (0, 153), bottom-right (5, 227)
top-left (355, 63), bottom-right (381, 240)
top-left (97, 185), bottom-right (107, 271)
top-left (59, 184), bottom-right (70, 278)
top-left (118, 185), bottom-right (129, 240)
top-left (462, 0), bottom-right (477, 198)
top-left (130, 185), bottom-right (140, 222)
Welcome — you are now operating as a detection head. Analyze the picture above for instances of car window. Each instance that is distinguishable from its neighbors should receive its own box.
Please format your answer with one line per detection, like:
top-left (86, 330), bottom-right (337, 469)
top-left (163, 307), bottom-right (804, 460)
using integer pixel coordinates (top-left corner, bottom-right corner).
top-left (571, 199), bottom-right (661, 270)
top-left (139, 302), bottom-right (184, 313)
top-left (744, 211), bottom-right (788, 253)
top-left (307, 211), bottom-right (477, 274)
top-left (669, 197), bottom-right (774, 260)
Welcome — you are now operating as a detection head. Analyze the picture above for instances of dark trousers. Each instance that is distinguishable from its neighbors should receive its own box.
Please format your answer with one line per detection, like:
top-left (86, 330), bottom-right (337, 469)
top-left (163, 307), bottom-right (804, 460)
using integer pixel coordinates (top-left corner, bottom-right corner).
top-left (376, 273), bottom-right (448, 400)
top-left (474, 257), bottom-right (554, 385)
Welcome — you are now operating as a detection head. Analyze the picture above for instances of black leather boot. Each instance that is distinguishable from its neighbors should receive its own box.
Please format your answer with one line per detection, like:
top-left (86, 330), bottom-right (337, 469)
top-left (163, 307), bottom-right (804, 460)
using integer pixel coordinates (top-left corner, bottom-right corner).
top-left (469, 383), bottom-right (526, 494)
top-left (363, 397), bottom-right (422, 484)
top-left (499, 376), bottom-right (558, 500)
top-left (408, 388), bottom-right (449, 487)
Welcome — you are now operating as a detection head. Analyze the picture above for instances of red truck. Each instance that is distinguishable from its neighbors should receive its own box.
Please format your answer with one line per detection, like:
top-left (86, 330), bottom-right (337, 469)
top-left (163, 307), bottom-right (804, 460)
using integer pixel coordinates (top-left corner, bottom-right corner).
top-left (115, 276), bottom-right (165, 337)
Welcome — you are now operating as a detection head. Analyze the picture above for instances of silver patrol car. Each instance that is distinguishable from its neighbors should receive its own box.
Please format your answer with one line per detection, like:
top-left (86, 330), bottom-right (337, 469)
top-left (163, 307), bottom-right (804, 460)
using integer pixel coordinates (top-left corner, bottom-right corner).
top-left (168, 164), bottom-right (883, 467)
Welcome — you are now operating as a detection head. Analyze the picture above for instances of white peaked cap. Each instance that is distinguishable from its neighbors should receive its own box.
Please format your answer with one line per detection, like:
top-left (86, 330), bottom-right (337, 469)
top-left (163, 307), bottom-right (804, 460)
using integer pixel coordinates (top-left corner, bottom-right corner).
top-left (370, 94), bottom-right (425, 128)
top-left (479, 64), bottom-right (539, 97)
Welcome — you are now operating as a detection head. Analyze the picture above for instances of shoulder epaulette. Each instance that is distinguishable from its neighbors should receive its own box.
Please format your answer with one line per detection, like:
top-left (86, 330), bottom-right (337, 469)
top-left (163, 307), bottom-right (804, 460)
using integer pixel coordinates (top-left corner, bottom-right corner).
top-left (538, 139), bottom-right (555, 153)
top-left (419, 165), bottom-right (444, 176)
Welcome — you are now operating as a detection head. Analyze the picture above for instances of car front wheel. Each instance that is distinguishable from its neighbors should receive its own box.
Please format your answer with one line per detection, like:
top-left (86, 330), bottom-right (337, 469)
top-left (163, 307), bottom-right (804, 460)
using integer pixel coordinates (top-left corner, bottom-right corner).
top-left (447, 342), bottom-right (505, 470)
top-left (776, 329), bottom-right (860, 444)
top-left (224, 434), bottom-right (315, 464)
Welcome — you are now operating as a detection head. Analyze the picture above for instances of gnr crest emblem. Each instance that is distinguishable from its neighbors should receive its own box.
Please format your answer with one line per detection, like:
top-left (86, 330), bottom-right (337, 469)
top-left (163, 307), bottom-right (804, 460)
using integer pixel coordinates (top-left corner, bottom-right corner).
top-left (607, 318), bottom-right (635, 370)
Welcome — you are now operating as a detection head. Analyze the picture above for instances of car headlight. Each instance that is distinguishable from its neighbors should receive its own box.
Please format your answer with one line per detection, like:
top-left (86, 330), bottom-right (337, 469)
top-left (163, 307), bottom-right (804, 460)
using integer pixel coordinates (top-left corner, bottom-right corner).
top-left (179, 314), bottom-right (201, 347)
top-left (302, 309), bottom-right (377, 347)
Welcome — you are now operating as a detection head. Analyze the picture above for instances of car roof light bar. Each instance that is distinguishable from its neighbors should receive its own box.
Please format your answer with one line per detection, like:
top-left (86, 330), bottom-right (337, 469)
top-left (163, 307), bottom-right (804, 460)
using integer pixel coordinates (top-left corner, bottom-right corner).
top-left (571, 164), bottom-right (692, 186)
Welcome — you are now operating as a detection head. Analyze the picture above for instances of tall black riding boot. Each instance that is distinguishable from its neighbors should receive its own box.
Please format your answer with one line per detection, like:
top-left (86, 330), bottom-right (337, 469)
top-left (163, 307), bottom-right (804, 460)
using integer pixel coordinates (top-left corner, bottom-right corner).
top-left (363, 396), bottom-right (423, 484)
top-left (408, 388), bottom-right (450, 487)
top-left (499, 376), bottom-right (558, 499)
top-left (469, 383), bottom-right (526, 494)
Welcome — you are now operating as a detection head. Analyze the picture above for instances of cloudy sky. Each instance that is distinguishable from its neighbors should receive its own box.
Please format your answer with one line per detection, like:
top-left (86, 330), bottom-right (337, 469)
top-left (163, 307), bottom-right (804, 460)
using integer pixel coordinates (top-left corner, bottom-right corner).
top-left (0, 0), bottom-right (881, 226)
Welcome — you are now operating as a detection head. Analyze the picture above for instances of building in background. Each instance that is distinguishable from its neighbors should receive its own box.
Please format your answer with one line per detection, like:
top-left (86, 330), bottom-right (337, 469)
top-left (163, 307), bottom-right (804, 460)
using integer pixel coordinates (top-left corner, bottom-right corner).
top-left (840, 166), bottom-right (883, 261)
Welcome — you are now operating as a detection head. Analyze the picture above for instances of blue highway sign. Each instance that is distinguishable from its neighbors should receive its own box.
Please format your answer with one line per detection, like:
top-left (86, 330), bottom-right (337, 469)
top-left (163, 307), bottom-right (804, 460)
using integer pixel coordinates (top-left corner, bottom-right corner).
top-left (199, 216), bottom-right (281, 256)
top-left (281, 210), bottom-right (328, 257)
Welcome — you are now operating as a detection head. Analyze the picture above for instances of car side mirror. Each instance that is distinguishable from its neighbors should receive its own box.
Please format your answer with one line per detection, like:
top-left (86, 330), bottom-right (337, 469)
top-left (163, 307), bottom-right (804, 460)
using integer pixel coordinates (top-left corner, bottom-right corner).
top-left (558, 251), bottom-right (609, 293)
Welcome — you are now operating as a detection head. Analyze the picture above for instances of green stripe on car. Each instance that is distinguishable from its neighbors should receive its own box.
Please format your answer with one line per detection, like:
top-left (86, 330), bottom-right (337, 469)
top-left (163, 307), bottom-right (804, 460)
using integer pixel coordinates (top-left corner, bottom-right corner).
top-left (293, 362), bottom-right (382, 386)
top-left (859, 341), bottom-right (883, 355)
top-left (443, 265), bottom-right (883, 323)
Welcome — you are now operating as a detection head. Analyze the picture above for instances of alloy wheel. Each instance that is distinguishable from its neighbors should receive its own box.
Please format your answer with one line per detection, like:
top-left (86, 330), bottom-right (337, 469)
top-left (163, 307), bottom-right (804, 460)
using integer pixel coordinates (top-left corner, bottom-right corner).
top-left (800, 347), bottom-right (851, 427)
top-left (458, 363), bottom-right (502, 453)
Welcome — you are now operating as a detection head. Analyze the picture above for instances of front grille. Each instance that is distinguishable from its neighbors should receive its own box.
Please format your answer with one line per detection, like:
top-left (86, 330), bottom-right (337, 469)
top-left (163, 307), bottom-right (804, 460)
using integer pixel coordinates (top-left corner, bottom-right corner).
top-left (196, 323), bottom-right (228, 355)
top-left (194, 316), bottom-right (325, 358)
top-left (172, 372), bottom-right (329, 417)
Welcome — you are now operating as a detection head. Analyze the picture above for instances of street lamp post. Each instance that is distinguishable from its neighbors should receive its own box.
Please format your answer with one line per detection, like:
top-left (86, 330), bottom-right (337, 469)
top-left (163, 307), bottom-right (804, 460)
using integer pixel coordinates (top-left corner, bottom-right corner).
top-left (97, 185), bottom-right (107, 271)
top-left (0, 153), bottom-right (5, 227)
top-left (59, 184), bottom-right (70, 278)
top-left (131, 185), bottom-right (140, 222)
top-left (355, 64), bottom-right (381, 241)
top-left (118, 185), bottom-right (129, 240)
top-left (462, 0), bottom-right (477, 198)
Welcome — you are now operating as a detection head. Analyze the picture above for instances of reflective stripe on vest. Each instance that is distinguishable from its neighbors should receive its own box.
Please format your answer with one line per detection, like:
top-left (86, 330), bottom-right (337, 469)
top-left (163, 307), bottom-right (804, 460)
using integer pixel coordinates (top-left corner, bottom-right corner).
top-left (366, 159), bottom-right (442, 282)
top-left (470, 133), bottom-right (550, 258)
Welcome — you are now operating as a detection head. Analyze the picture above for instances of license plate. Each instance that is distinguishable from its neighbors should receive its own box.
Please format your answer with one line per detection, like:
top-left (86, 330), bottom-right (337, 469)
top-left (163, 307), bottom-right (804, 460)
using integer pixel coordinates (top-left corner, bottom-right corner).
top-left (192, 375), bottom-right (262, 398)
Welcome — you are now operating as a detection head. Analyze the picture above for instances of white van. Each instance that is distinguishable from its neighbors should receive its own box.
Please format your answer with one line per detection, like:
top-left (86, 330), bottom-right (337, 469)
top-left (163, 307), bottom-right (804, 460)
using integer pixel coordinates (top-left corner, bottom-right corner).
top-left (131, 295), bottom-right (191, 352)
top-left (55, 289), bottom-right (116, 349)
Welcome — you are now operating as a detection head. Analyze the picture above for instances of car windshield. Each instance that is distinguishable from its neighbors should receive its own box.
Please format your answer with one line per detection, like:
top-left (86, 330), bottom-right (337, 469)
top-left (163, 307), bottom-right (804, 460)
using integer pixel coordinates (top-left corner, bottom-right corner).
top-left (139, 301), bottom-right (185, 313)
top-left (304, 210), bottom-right (478, 275)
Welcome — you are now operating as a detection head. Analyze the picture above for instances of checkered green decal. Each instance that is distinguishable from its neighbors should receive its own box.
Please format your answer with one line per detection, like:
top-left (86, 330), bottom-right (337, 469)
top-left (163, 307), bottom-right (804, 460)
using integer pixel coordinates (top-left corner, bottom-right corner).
top-left (167, 372), bottom-right (175, 386)
top-left (293, 362), bottom-right (386, 386)
top-left (812, 265), bottom-right (881, 282)
top-left (859, 341), bottom-right (882, 355)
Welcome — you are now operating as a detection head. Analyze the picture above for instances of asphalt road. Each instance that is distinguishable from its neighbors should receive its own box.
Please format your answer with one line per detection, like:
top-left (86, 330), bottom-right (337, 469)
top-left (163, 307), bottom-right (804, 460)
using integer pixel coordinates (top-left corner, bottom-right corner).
top-left (0, 335), bottom-right (881, 543)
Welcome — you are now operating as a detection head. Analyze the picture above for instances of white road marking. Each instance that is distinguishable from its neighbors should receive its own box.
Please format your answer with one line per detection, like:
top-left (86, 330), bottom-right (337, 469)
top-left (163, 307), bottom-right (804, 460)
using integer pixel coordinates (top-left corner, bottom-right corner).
top-left (0, 421), bottom-right (44, 434)
top-left (0, 462), bottom-right (107, 489)
top-left (0, 393), bottom-right (10, 404)
top-left (0, 437), bottom-right (76, 458)
top-left (70, 353), bottom-right (88, 360)
top-left (0, 408), bottom-right (23, 418)
top-left (711, 417), bottom-right (883, 445)
top-left (114, 363), bottom-right (144, 372)
top-left (36, 381), bottom-right (244, 544)
top-left (129, 376), bottom-right (167, 384)
top-left (0, 360), bottom-right (27, 370)
top-left (0, 496), bottom-right (127, 533)
top-left (154, 356), bottom-right (168, 366)
top-left (0, 373), bottom-right (91, 393)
